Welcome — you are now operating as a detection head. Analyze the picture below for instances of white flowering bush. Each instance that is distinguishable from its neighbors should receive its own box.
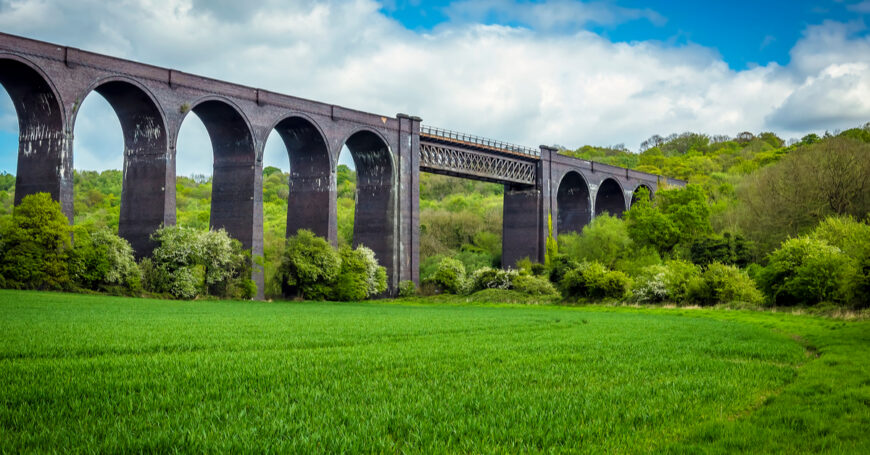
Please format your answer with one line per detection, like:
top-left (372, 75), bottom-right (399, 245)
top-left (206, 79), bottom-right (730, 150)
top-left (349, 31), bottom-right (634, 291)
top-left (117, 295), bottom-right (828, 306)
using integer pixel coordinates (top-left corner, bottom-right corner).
top-left (143, 226), bottom-right (254, 300)
top-left (632, 265), bottom-right (669, 303)
top-left (469, 267), bottom-right (517, 293)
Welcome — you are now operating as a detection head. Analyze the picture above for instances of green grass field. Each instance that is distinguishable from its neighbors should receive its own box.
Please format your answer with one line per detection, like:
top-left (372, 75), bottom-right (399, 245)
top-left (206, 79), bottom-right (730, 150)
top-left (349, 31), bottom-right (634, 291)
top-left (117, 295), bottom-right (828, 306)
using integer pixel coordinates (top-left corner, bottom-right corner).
top-left (1, 290), bottom-right (868, 453)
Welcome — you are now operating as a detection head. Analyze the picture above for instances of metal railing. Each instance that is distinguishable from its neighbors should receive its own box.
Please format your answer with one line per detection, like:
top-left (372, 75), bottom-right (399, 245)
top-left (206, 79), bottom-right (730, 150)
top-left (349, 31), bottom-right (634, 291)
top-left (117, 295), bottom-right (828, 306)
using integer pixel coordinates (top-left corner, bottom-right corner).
top-left (420, 125), bottom-right (540, 158)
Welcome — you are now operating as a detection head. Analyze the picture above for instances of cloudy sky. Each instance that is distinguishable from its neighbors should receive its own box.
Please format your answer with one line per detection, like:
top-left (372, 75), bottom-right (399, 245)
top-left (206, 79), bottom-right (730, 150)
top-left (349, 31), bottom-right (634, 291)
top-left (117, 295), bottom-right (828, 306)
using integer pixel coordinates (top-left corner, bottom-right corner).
top-left (1, 0), bottom-right (869, 175)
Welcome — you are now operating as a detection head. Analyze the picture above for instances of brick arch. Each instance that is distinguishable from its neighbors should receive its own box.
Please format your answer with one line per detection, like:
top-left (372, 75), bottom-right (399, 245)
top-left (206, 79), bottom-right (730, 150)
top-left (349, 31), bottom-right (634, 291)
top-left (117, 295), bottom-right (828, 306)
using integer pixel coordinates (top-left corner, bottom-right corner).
top-left (270, 114), bottom-right (335, 242)
top-left (556, 170), bottom-right (591, 235)
top-left (0, 54), bottom-right (69, 217)
top-left (340, 127), bottom-right (397, 286)
top-left (72, 77), bottom-right (171, 256)
top-left (594, 177), bottom-right (627, 218)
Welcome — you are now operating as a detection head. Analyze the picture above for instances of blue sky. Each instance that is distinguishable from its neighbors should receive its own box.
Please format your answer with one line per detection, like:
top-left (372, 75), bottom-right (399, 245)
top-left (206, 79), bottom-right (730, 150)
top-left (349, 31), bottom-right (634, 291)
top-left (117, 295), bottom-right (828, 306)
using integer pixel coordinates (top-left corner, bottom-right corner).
top-left (1, 0), bottom-right (869, 175)
top-left (381, 0), bottom-right (869, 69)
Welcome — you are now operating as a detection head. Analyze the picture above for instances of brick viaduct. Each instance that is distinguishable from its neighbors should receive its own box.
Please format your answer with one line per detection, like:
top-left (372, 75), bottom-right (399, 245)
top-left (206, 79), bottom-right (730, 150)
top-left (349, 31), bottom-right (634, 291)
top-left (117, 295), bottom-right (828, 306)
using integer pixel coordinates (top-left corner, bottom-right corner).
top-left (0, 33), bottom-right (683, 297)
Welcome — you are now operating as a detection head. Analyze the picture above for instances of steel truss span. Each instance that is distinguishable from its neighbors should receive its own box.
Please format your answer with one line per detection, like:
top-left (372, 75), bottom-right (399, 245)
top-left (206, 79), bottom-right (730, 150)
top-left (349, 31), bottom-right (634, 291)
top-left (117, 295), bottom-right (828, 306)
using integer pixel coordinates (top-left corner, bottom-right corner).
top-left (419, 142), bottom-right (537, 185)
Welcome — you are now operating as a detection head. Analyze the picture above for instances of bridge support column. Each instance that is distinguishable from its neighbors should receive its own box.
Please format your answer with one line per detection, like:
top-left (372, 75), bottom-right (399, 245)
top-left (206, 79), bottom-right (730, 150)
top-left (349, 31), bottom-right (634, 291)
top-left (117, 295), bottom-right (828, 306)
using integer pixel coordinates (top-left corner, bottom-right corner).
top-left (501, 146), bottom-right (555, 268)
top-left (397, 114), bottom-right (421, 285)
top-left (502, 183), bottom-right (543, 268)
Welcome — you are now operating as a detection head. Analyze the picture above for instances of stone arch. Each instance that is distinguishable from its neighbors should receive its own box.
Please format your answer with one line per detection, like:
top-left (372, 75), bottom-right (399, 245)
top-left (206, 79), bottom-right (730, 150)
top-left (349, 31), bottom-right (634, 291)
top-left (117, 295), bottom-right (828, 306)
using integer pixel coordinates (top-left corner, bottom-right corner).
top-left (594, 178), bottom-right (627, 218)
top-left (73, 77), bottom-right (170, 256)
top-left (177, 97), bottom-right (257, 250)
top-left (269, 114), bottom-right (334, 242)
top-left (630, 184), bottom-right (653, 208)
top-left (341, 128), bottom-right (396, 285)
top-left (0, 55), bottom-right (68, 217)
top-left (556, 170), bottom-right (591, 235)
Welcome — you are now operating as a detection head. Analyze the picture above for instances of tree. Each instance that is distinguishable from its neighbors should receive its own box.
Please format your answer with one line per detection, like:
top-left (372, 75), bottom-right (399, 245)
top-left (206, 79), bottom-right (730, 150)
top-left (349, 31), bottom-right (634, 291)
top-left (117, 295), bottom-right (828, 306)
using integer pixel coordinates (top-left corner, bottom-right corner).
top-left (331, 245), bottom-right (388, 301)
top-left (0, 193), bottom-right (71, 290)
top-left (275, 229), bottom-right (341, 300)
top-left (143, 226), bottom-right (254, 300)
top-left (733, 137), bottom-right (870, 253)
top-left (70, 227), bottom-right (141, 293)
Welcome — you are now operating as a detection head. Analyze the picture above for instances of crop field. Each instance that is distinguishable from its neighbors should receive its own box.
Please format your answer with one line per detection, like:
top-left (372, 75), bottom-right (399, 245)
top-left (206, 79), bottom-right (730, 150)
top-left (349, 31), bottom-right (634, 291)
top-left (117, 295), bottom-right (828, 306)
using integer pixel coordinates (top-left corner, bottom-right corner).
top-left (0, 291), bottom-right (868, 453)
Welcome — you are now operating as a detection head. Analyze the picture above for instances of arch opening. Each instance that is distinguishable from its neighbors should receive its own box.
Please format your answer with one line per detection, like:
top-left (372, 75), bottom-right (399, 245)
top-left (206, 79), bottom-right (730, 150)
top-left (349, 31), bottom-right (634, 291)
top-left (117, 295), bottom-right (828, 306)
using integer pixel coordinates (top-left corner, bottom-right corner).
top-left (631, 184), bottom-right (653, 208)
top-left (556, 171), bottom-right (591, 235)
top-left (0, 58), bottom-right (67, 216)
top-left (594, 178), bottom-right (627, 218)
top-left (75, 80), bottom-right (169, 256)
top-left (272, 116), bottom-right (333, 241)
top-left (342, 129), bottom-right (395, 284)
top-left (177, 99), bottom-right (257, 251)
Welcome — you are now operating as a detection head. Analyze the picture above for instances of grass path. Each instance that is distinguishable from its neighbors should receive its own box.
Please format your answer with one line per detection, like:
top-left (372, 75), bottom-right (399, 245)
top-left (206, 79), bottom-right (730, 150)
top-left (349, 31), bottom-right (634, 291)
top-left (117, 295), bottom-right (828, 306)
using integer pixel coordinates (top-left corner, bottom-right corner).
top-left (0, 290), bottom-right (867, 453)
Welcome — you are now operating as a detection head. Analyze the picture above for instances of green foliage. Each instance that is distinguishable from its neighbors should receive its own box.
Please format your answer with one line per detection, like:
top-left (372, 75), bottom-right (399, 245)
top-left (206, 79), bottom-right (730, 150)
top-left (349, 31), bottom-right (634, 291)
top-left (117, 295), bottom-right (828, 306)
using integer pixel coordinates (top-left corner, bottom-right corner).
top-left (331, 245), bottom-right (388, 301)
top-left (759, 237), bottom-right (856, 307)
top-left (275, 229), bottom-right (341, 300)
top-left (732, 137), bottom-right (870, 253)
top-left (545, 212), bottom-right (557, 267)
top-left (561, 261), bottom-right (631, 300)
top-left (512, 273), bottom-right (559, 296)
top-left (468, 267), bottom-right (517, 292)
top-left (547, 253), bottom-right (578, 284)
top-left (70, 227), bottom-right (141, 293)
top-left (687, 263), bottom-right (763, 306)
top-left (430, 257), bottom-right (466, 294)
top-left (689, 232), bottom-right (754, 267)
top-left (145, 226), bottom-right (253, 300)
top-left (559, 214), bottom-right (632, 268)
top-left (0, 193), bottom-right (71, 290)
top-left (398, 280), bottom-right (417, 298)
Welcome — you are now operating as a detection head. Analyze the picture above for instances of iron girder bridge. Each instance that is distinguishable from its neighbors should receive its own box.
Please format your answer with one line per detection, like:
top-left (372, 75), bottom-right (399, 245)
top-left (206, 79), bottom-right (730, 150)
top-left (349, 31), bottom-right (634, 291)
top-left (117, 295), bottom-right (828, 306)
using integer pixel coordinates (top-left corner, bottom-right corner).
top-left (418, 125), bottom-right (540, 185)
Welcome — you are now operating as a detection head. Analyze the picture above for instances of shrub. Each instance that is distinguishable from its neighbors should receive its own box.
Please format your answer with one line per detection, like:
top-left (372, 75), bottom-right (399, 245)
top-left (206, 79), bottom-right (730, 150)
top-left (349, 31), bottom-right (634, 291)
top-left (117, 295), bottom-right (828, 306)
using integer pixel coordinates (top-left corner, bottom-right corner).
top-left (688, 263), bottom-right (763, 306)
top-left (661, 260), bottom-right (701, 303)
top-left (0, 193), bottom-right (71, 290)
top-left (559, 214), bottom-right (632, 268)
top-left (145, 226), bottom-right (254, 300)
top-left (275, 229), bottom-right (341, 300)
top-left (398, 280), bottom-right (417, 297)
top-left (512, 273), bottom-right (558, 296)
top-left (430, 257), bottom-right (466, 294)
top-left (70, 227), bottom-right (141, 293)
top-left (468, 267), bottom-right (517, 293)
top-left (689, 233), bottom-right (754, 267)
top-left (632, 265), bottom-right (669, 303)
top-left (759, 237), bottom-right (855, 306)
top-left (561, 261), bottom-right (631, 300)
top-left (548, 253), bottom-right (578, 284)
top-left (331, 245), bottom-right (388, 301)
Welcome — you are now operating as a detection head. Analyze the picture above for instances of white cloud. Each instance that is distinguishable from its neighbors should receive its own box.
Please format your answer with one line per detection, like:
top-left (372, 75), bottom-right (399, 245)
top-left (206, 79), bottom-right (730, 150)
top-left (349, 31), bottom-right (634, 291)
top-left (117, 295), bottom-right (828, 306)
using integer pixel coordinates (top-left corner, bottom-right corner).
top-left (0, 0), bottom-right (868, 175)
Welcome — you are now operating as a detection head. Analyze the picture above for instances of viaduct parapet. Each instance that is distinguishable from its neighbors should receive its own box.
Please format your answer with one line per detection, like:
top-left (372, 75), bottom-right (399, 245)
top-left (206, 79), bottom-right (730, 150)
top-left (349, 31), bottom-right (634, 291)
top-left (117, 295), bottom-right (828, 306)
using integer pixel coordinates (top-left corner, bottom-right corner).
top-left (0, 33), bottom-right (684, 297)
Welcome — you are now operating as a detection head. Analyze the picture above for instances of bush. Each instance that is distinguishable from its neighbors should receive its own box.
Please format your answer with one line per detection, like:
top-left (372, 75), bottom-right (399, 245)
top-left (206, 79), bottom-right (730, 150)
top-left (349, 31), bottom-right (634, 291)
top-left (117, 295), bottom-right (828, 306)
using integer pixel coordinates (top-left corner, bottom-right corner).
top-left (145, 226), bottom-right (254, 300)
top-left (468, 267), bottom-right (517, 293)
top-left (430, 257), bottom-right (466, 294)
top-left (275, 229), bottom-right (341, 300)
top-left (662, 260), bottom-right (701, 303)
top-left (70, 227), bottom-right (141, 293)
top-left (688, 263), bottom-right (763, 306)
top-left (561, 261), bottom-right (631, 300)
top-left (0, 193), bottom-right (71, 290)
top-left (548, 253), bottom-right (578, 284)
top-left (632, 265), bottom-right (669, 303)
top-left (559, 215), bottom-right (632, 268)
top-left (512, 273), bottom-right (558, 296)
top-left (331, 245), bottom-right (388, 301)
top-left (689, 233), bottom-right (754, 267)
top-left (759, 237), bottom-right (855, 306)
top-left (398, 280), bottom-right (417, 297)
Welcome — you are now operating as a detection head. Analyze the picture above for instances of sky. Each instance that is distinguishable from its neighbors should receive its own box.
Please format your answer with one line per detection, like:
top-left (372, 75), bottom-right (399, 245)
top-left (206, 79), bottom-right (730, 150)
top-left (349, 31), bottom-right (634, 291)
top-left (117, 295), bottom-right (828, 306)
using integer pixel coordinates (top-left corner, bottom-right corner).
top-left (0, 0), bottom-right (869, 175)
